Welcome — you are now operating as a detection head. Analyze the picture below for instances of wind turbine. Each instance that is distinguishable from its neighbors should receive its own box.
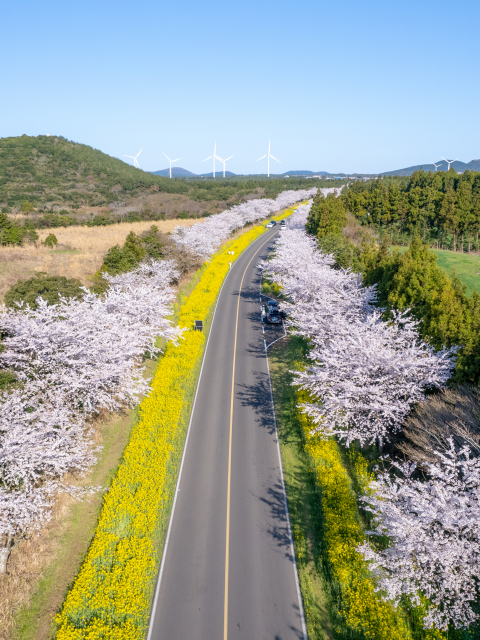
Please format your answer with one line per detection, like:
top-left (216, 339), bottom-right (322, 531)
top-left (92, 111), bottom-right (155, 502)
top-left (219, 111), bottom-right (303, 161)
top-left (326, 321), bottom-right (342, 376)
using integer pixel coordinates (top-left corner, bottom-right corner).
top-left (163, 152), bottom-right (180, 179)
top-left (123, 148), bottom-right (143, 168)
top-left (202, 141), bottom-right (222, 178)
top-left (256, 140), bottom-right (280, 177)
top-left (216, 153), bottom-right (235, 178)
top-left (441, 157), bottom-right (459, 171)
top-left (433, 162), bottom-right (441, 172)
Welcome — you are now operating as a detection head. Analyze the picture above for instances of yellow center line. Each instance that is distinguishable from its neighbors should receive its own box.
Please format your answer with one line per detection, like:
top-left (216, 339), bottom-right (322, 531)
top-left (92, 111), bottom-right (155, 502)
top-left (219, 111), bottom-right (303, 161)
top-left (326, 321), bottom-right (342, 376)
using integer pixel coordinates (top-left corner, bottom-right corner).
top-left (224, 232), bottom-right (275, 640)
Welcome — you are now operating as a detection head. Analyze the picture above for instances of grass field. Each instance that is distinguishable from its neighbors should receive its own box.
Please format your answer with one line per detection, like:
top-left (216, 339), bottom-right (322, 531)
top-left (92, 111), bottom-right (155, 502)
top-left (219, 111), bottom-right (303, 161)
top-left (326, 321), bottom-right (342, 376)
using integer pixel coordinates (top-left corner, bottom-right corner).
top-left (431, 249), bottom-right (480, 295)
top-left (393, 246), bottom-right (480, 296)
top-left (0, 218), bottom-right (198, 301)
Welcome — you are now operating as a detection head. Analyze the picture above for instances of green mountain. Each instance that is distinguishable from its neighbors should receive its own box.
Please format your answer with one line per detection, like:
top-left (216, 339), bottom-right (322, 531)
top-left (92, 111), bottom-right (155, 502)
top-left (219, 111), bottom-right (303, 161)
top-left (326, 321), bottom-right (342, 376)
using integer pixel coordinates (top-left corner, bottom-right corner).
top-left (0, 134), bottom-right (188, 210)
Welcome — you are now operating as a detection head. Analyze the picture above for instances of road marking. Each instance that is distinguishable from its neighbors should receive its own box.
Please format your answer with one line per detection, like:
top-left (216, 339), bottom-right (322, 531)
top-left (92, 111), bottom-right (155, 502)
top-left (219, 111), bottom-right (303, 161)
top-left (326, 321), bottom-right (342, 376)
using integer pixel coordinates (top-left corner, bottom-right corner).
top-left (147, 229), bottom-right (274, 640)
top-left (224, 233), bottom-right (275, 640)
top-left (261, 256), bottom-right (307, 639)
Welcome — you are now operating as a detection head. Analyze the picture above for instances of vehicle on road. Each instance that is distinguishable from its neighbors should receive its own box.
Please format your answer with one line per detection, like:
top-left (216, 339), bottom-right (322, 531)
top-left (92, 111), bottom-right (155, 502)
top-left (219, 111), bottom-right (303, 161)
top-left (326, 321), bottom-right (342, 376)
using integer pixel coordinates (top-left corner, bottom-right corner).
top-left (262, 300), bottom-right (285, 324)
top-left (280, 220), bottom-right (286, 230)
top-left (267, 300), bottom-right (279, 313)
top-left (266, 309), bottom-right (282, 324)
top-left (265, 220), bottom-right (277, 228)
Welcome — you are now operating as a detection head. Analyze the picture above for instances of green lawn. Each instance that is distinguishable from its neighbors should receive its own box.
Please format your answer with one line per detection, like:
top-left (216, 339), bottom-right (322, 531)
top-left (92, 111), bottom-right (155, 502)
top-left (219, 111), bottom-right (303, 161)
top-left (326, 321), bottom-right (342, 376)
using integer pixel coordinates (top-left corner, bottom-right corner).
top-left (431, 249), bottom-right (480, 296)
top-left (393, 246), bottom-right (480, 296)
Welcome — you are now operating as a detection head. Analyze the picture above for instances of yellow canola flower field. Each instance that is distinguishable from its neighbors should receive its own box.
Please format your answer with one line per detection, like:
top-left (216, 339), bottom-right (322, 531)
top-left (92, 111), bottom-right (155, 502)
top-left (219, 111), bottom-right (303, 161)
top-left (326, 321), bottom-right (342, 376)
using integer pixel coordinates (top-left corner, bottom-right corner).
top-left (296, 389), bottom-right (445, 640)
top-left (55, 209), bottom-right (294, 639)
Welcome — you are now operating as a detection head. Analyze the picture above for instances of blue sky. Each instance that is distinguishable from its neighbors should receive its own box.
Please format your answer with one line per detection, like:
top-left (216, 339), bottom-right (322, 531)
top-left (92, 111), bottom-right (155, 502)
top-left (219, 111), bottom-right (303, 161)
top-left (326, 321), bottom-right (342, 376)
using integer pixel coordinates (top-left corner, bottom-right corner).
top-left (2, 0), bottom-right (479, 174)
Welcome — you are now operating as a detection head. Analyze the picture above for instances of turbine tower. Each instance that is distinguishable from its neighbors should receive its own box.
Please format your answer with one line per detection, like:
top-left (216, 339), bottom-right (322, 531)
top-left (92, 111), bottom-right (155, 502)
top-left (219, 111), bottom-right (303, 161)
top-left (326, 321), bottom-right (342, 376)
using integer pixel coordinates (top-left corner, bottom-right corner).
top-left (216, 153), bottom-right (235, 178)
top-left (202, 141), bottom-right (222, 178)
top-left (432, 162), bottom-right (441, 172)
top-left (163, 152), bottom-right (181, 179)
top-left (123, 148), bottom-right (143, 168)
top-left (441, 157), bottom-right (459, 171)
top-left (256, 140), bottom-right (280, 178)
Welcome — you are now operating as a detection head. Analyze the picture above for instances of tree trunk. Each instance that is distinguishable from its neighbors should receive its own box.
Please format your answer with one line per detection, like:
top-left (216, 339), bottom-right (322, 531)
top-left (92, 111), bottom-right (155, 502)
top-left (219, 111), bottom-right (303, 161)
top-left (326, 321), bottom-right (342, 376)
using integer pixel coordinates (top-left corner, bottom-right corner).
top-left (476, 232), bottom-right (479, 253)
top-left (0, 547), bottom-right (10, 574)
top-left (461, 234), bottom-right (464, 252)
top-left (468, 236), bottom-right (472, 253)
top-left (453, 233), bottom-right (457, 251)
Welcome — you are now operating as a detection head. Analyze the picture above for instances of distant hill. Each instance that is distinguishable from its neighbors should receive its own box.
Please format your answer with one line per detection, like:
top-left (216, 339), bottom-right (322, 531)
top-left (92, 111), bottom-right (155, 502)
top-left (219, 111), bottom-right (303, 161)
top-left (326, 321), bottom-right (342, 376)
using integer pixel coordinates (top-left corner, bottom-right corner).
top-left (198, 171), bottom-right (237, 178)
top-left (282, 170), bottom-right (329, 176)
top-left (151, 167), bottom-right (197, 177)
top-left (381, 159), bottom-right (480, 177)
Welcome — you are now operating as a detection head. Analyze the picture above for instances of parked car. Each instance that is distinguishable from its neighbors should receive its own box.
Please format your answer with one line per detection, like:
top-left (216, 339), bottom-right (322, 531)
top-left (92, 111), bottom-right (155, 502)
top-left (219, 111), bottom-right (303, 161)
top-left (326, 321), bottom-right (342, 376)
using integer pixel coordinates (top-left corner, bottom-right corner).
top-left (267, 300), bottom-right (279, 312)
top-left (265, 220), bottom-right (277, 228)
top-left (266, 309), bottom-right (282, 324)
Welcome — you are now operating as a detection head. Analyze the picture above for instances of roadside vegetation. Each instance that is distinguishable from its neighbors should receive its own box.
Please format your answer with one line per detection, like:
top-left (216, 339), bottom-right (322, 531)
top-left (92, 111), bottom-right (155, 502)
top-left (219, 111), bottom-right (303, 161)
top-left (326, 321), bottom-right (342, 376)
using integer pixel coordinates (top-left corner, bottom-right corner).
top-left (264, 197), bottom-right (480, 638)
top-left (0, 189), bottom-right (305, 639)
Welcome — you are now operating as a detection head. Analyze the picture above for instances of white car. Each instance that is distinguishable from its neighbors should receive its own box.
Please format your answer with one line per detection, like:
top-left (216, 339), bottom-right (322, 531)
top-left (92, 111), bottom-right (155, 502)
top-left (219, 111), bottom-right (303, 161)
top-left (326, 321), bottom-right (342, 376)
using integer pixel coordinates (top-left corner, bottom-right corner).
top-left (266, 221), bottom-right (276, 228)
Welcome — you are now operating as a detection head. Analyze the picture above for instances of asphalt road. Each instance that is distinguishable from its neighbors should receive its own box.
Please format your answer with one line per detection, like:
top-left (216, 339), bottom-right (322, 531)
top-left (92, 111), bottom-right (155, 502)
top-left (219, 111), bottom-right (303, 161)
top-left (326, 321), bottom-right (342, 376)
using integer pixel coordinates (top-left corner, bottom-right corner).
top-left (148, 228), bottom-right (306, 640)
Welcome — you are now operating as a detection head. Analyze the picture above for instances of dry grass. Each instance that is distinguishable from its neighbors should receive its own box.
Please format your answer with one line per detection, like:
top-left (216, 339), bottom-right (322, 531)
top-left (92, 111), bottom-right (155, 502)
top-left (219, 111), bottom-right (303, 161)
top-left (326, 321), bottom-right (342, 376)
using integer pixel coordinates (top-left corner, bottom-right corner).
top-left (342, 211), bottom-right (376, 245)
top-left (0, 219), bottom-right (198, 301)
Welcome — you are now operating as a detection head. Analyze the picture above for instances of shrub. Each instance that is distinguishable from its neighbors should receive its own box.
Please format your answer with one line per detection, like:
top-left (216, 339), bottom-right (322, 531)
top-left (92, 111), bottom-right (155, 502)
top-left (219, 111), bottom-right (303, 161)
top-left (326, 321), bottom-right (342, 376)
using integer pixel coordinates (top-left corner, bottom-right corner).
top-left (140, 225), bottom-right (169, 260)
top-left (86, 213), bottom-right (114, 226)
top-left (21, 201), bottom-right (34, 213)
top-left (317, 232), bottom-right (361, 270)
top-left (4, 274), bottom-right (84, 309)
top-left (44, 233), bottom-right (58, 248)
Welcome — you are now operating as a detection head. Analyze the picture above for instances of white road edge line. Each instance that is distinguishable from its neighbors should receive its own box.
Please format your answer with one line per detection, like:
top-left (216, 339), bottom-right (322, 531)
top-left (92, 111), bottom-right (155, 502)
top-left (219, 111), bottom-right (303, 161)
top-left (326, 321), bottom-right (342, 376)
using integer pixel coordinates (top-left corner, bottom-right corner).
top-left (146, 227), bottom-right (277, 639)
top-left (264, 342), bottom-right (308, 640)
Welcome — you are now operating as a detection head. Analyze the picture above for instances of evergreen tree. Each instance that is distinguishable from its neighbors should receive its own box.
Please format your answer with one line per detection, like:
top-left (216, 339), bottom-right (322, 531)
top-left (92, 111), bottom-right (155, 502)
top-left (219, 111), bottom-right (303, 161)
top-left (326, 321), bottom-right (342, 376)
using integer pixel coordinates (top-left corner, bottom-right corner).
top-left (306, 192), bottom-right (347, 238)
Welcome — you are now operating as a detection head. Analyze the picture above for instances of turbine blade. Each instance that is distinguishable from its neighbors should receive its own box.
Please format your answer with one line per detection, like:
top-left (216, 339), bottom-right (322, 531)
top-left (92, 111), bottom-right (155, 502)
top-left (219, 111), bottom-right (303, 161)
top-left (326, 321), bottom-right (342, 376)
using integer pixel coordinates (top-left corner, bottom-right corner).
top-left (202, 156), bottom-right (212, 162)
top-left (270, 155), bottom-right (281, 163)
top-left (172, 158), bottom-right (180, 163)
top-left (441, 157), bottom-right (448, 162)
top-left (225, 155), bottom-right (234, 161)
top-left (136, 148), bottom-right (143, 157)
top-left (162, 152), bottom-right (171, 161)
top-left (256, 155), bottom-right (266, 161)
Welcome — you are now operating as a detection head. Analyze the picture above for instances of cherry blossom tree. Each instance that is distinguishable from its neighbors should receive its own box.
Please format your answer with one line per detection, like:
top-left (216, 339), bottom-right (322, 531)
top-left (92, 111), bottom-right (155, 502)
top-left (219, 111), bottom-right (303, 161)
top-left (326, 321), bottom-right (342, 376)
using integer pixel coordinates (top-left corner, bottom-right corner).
top-left (358, 441), bottom-right (480, 630)
top-left (0, 259), bottom-right (181, 548)
top-left (260, 200), bottom-right (455, 447)
top-left (171, 188), bottom-right (318, 260)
